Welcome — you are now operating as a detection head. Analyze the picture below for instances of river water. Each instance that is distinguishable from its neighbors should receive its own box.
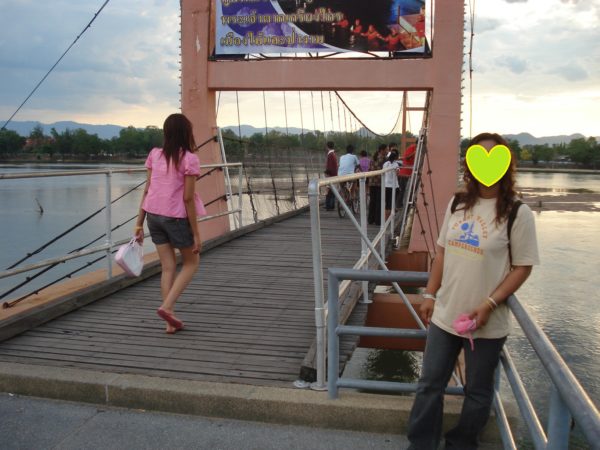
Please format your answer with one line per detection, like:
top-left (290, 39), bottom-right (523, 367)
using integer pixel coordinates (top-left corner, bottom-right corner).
top-left (0, 164), bottom-right (598, 441)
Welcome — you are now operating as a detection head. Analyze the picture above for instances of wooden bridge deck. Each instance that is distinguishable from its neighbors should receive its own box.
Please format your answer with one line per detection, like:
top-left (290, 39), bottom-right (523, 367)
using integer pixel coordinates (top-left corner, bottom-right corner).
top-left (0, 210), bottom-right (382, 387)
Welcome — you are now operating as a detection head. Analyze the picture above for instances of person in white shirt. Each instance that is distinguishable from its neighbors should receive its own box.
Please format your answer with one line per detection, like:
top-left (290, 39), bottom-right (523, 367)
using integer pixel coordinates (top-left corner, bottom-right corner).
top-left (382, 151), bottom-right (400, 219)
top-left (407, 132), bottom-right (539, 450)
top-left (337, 145), bottom-right (361, 200)
top-left (338, 145), bottom-right (360, 176)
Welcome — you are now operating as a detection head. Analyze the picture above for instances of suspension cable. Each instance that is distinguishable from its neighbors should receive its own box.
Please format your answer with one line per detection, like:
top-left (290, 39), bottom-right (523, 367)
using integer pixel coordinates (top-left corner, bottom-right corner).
top-left (0, 213), bottom-right (137, 303)
top-left (4, 178), bottom-right (144, 271)
top-left (310, 91), bottom-right (317, 136)
top-left (283, 91), bottom-right (297, 208)
top-left (244, 166), bottom-right (259, 223)
top-left (320, 91), bottom-right (327, 135)
top-left (424, 144), bottom-right (440, 234)
top-left (298, 91), bottom-right (305, 147)
top-left (235, 91), bottom-right (243, 142)
top-left (328, 91), bottom-right (335, 134)
top-left (5, 136), bottom-right (215, 271)
top-left (414, 205), bottom-right (434, 260)
top-left (336, 95), bottom-right (342, 135)
top-left (335, 92), bottom-right (403, 138)
top-left (262, 91), bottom-right (279, 215)
top-left (467, 0), bottom-right (476, 139)
top-left (216, 91), bottom-right (222, 118)
top-left (419, 178), bottom-right (437, 255)
top-left (1, 0), bottom-right (112, 130)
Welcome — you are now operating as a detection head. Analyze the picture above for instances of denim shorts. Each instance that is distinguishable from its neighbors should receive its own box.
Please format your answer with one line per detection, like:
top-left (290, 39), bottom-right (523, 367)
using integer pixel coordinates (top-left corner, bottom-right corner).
top-left (146, 212), bottom-right (194, 249)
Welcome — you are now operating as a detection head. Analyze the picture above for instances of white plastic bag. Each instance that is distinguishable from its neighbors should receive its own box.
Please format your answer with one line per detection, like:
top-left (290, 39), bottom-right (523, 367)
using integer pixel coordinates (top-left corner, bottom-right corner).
top-left (114, 237), bottom-right (144, 277)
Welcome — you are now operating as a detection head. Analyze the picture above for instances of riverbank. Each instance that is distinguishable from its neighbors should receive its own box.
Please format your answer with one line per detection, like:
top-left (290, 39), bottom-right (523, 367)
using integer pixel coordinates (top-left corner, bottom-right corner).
top-left (2, 160), bottom-right (599, 175)
top-left (517, 167), bottom-right (600, 175)
top-left (521, 188), bottom-right (600, 212)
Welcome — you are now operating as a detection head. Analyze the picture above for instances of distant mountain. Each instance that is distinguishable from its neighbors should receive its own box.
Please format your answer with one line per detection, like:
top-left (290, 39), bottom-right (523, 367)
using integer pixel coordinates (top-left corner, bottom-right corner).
top-left (503, 132), bottom-right (595, 146)
top-left (4, 121), bottom-right (597, 144)
top-left (2, 121), bottom-right (125, 140)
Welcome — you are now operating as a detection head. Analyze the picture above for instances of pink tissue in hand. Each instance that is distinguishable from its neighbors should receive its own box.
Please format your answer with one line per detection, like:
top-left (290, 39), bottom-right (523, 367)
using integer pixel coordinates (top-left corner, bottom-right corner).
top-left (453, 313), bottom-right (477, 351)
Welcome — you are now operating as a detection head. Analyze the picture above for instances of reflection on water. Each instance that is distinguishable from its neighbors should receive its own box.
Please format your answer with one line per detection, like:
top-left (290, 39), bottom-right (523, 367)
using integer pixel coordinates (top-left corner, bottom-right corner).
top-left (363, 349), bottom-right (420, 383)
top-left (517, 172), bottom-right (600, 193)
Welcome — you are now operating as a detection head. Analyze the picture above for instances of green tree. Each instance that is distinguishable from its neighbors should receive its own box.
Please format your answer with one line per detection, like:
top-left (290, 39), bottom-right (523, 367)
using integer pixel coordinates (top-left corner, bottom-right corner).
top-left (0, 129), bottom-right (25, 157)
top-left (519, 148), bottom-right (532, 161)
top-left (71, 129), bottom-right (103, 159)
top-left (111, 126), bottom-right (166, 157)
top-left (50, 127), bottom-right (73, 157)
top-left (507, 139), bottom-right (522, 160)
top-left (567, 137), bottom-right (599, 168)
top-left (527, 144), bottom-right (554, 165)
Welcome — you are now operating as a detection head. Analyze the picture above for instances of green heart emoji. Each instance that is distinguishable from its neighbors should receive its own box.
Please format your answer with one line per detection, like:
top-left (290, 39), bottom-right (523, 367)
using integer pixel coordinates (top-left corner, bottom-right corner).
top-left (465, 144), bottom-right (512, 187)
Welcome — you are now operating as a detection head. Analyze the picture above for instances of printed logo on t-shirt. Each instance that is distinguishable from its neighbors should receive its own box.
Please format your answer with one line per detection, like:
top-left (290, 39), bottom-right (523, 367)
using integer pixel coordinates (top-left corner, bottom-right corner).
top-left (447, 214), bottom-right (488, 260)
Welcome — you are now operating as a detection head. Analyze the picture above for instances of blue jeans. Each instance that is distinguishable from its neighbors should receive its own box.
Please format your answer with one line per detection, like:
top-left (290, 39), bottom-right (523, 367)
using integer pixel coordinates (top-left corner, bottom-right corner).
top-left (325, 186), bottom-right (335, 210)
top-left (407, 323), bottom-right (506, 450)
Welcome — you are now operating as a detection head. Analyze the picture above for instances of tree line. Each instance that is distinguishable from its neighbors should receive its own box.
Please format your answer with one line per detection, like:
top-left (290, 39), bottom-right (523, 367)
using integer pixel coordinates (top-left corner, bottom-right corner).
top-left (1, 124), bottom-right (598, 169)
top-left (0, 125), bottom-right (162, 160)
top-left (459, 137), bottom-right (600, 169)
top-left (0, 125), bottom-right (409, 162)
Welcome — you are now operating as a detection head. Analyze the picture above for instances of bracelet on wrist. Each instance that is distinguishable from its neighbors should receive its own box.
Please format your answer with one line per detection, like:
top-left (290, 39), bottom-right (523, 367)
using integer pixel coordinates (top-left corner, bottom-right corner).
top-left (134, 225), bottom-right (143, 230)
top-left (487, 296), bottom-right (498, 308)
top-left (422, 293), bottom-right (436, 301)
top-left (485, 297), bottom-right (497, 311)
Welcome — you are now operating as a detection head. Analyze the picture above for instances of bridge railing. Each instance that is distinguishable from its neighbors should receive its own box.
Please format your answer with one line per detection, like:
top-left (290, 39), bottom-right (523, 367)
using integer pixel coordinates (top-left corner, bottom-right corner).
top-left (326, 268), bottom-right (600, 449)
top-left (306, 162), bottom-right (426, 391)
top-left (0, 163), bottom-right (243, 305)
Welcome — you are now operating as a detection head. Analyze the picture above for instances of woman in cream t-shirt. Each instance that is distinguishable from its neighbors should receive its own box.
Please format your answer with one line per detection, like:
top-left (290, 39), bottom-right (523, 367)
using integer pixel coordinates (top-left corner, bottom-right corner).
top-left (407, 133), bottom-right (539, 450)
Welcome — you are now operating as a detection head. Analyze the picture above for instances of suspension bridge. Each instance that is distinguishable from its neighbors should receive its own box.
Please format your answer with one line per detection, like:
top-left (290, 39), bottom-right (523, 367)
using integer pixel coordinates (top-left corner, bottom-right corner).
top-left (0, 0), bottom-right (598, 448)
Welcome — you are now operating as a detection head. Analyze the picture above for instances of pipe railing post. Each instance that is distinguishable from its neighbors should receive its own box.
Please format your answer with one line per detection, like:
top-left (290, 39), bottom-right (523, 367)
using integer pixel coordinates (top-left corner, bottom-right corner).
top-left (307, 178), bottom-right (327, 391)
top-left (380, 173), bottom-right (385, 259)
top-left (391, 178), bottom-right (396, 243)
top-left (359, 178), bottom-right (370, 304)
top-left (546, 387), bottom-right (571, 450)
top-left (105, 171), bottom-right (113, 279)
top-left (237, 164), bottom-right (243, 228)
top-left (327, 271), bottom-right (340, 399)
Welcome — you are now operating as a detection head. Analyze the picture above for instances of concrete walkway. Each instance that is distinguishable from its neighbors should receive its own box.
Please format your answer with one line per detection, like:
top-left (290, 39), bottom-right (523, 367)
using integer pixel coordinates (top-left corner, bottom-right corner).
top-left (0, 362), bottom-right (503, 449)
top-left (0, 393), bottom-right (408, 450)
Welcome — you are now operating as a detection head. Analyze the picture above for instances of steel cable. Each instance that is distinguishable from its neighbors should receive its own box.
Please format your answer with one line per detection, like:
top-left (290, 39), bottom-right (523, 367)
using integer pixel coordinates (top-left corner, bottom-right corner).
top-left (1, 0), bottom-right (112, 130)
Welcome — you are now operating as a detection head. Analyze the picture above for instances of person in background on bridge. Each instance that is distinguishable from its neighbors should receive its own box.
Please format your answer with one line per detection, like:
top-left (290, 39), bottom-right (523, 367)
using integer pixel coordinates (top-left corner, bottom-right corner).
top-left (359, 150), bottom-right (371, 173)
top-left (407, 132), bottom-right (539, 450)
top-left (324, 141), bottom-right (338, 211)
top-left (398, 138), bottom-right (417, 208)
top-left (383, 150), bottom-right (401, 220)
top-left (134, 113), bottom-right (206, 334)
top-left (337, 144), bottom-right (361, 202)
top-left (368, 144), bottom-right (387, 225)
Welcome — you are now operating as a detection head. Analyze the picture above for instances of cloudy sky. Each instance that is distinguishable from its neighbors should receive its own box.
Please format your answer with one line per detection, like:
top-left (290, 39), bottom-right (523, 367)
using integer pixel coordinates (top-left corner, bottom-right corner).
top-left (0, 0), bottom-right (598, 138)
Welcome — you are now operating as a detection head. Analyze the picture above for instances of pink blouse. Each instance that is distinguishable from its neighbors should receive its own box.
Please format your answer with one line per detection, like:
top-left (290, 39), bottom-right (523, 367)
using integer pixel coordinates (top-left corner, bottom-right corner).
top-left (142, 148), bottom-right (207, 218)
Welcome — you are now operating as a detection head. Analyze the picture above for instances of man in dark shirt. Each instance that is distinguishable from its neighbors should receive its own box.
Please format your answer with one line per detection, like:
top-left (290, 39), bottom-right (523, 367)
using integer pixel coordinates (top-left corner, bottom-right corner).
top-left (324, 141), bottom-right (338, 210)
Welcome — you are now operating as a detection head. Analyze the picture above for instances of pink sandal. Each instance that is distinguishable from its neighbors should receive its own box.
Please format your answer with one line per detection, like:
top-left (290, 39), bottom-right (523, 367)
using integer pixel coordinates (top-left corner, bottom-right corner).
top-left (157, 308), bottom-right (184, 329)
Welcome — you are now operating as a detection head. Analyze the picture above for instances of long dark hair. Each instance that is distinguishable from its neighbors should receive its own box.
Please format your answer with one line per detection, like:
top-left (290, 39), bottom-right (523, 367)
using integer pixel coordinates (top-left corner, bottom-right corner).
top-left (455, 132), bottom-right (518, 223)
top-left (162, 113), bottom-right (196, 169)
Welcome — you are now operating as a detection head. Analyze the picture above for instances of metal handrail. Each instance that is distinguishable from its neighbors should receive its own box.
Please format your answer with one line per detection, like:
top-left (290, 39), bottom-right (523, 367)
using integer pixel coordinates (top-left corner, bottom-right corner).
top-left (0, 162), bottom-right (244, 286)
top-left (305, 133), bottom-right (455, 390)
top-left (307, 164), bottom-right (430, 390)
top-left (0, 163), bottom-right (242, 180)
top-left (507, 294), bottom-right (600, 447)
top-left (326, 268), bottom-right (600, 449)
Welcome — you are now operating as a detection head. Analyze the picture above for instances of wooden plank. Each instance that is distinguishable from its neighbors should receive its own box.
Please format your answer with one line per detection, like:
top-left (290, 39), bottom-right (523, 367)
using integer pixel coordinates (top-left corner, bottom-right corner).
top-left (0, 210), bottom-right (384, 387)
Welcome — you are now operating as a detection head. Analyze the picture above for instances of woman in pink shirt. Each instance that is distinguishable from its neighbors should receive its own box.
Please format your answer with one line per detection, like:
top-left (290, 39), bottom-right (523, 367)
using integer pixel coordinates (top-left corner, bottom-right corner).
top-left (134, 113), bottom-right (206, 334)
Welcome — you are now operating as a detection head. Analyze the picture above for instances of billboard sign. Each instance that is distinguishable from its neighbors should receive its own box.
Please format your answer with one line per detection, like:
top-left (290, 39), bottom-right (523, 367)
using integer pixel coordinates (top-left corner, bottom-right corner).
top-left (215, 0), bottom-right (426, 55)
